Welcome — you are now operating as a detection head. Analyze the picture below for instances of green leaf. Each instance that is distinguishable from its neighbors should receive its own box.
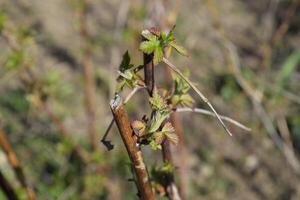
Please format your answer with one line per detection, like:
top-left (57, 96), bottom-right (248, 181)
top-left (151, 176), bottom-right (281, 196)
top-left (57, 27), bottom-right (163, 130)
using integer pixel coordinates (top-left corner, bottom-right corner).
top-left (170, 41), bottom-right (188, 56)
top-left (117, 70), bottom-right (133, 80)
top-left (173, 70), bottom-right (190, 93)
top-left (166, 30), bottom-right (175, 43)
top-left (140, 39), bottom-right (160, 54)
top-left (149, 89), bottom-right (166, 110)
top-left (119, 51), bottom-right (132, 72)
top-left (150, 140), bottom-right (162, 150)
top-left (180, 93), bottom-right (194, 107)
top-left (148, 110), bottom-right (169, 133)
top-left (153, 46), bottom-right (163, 65)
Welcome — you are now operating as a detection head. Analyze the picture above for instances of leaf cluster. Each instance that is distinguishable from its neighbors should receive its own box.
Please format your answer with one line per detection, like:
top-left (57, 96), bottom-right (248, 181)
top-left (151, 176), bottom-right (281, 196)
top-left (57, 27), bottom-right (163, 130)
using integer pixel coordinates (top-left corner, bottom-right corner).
top-left (139, 26), bottom-right (188, 65)
top-left (116, 51), bottom-right (143, 92)
top-left (170, 70), bottom-right (194, 107)
top-left (131, 89), bottom-right (178, 150)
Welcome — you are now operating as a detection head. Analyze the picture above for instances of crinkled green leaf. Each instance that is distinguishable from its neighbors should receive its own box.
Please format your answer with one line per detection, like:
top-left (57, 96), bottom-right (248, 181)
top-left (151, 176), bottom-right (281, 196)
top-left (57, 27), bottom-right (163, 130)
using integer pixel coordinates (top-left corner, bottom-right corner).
top-left (149, 89), bottom-right (166, 110)
top-left (150, 140), bottom-right (162, 150)
top-left (153, 46), bottom-right (163, 65)
top-left (148, 110), bottom-right (169, 133)
top-left (173, 70), bottom-right (191, 94)
top-left (140, 39), bottom-right (160, 54)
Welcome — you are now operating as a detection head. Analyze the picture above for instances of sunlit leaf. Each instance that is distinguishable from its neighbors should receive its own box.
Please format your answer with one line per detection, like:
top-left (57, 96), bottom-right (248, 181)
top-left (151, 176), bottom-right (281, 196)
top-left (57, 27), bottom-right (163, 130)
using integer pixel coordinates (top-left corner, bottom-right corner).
top-left (150, 140), bottom-right (162, 150)
top-left (140, 39), bottom-right (159, 54)
top-left (149, 88), bottom-right (166, 110)
top-left (119, 51), bottom-right (132, 72)
top-left (153, 46), bottom-right (163, 65)
top-left (148, 110), bottom-right (169, 133)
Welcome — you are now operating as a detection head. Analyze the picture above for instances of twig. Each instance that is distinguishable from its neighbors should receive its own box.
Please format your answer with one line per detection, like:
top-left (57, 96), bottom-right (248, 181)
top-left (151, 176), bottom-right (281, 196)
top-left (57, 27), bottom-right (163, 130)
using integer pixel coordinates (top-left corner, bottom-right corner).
top-left (0, 129), bottom-right (36, 200)
top-left (175, 107), bottom-right (251, 132)
top-left (110, 95), bottom-right (155, 200)
top-left (0, 170), bottom-right (19, 200)
top-left (163, 57), bottom-right (187, 200)
top-left (162, 57), bottom-right (233, 136)
top-left (101, 87), bottom-right (144, 150)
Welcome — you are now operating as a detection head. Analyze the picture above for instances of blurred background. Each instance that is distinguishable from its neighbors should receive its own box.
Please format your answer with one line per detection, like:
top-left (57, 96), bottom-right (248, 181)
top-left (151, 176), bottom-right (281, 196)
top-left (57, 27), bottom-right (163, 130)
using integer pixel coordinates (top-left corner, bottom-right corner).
top-left (0, 0), bottom-right (300, 199)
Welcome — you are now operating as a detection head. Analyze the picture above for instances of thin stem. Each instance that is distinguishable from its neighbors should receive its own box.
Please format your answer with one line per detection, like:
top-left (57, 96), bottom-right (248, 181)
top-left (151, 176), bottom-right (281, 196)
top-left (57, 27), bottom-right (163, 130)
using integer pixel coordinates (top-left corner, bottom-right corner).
top-left (110, 95), bottom-right (155, 200)
top-left (0, 129), bottom-right (36, 200)
top-left (164, 58), bottom-right (187, 200)
top-left (142, 29), bottom-right (181, 199)
top-left (143, 39), bottom-right (155, 96)
top-left (175, 108), bottom-right (251, 132)
top-left (162, 57), bottom-right (233, 136)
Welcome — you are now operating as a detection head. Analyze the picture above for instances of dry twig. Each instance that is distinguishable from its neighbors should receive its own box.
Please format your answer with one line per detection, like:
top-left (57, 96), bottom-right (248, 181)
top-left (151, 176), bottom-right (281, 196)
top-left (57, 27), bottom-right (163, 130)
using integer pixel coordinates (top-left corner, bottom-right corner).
top-left (163, 57), bottom-right (233, 136)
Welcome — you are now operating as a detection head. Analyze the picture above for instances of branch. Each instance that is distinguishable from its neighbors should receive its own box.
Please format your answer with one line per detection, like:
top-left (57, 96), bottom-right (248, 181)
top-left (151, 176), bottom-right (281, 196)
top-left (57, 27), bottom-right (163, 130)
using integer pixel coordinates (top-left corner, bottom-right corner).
top-left (101, 87), bottom-right (144, 150)
top-left (0, 129), bottom-right (36, 200)
top-left (110, 95), bottom-right (155, 200)
top-left (143, 37), bottom-right (155, 96)
top-left (175, 108), bottom-right (251, 132)
top-left (162, 57), bottom-right (233, 136)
